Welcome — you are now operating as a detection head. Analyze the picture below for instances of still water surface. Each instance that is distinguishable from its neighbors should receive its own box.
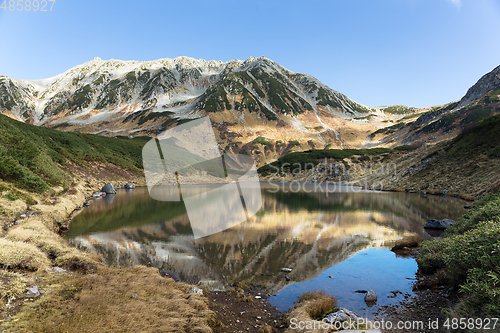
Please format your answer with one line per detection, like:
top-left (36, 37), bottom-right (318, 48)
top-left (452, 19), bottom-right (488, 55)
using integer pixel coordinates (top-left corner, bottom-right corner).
top-left (67, 183), bottom-right (466, 316)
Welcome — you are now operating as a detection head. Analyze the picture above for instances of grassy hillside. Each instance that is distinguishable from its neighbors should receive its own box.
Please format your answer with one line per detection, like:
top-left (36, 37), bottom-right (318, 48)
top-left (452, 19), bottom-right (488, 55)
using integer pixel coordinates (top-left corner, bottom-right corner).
top-left (402, 113), bottom-right (500, 195)
top-left (257, 145), bottom-right (414, 176)
top-left (0, 114), bottom-right (148, 193)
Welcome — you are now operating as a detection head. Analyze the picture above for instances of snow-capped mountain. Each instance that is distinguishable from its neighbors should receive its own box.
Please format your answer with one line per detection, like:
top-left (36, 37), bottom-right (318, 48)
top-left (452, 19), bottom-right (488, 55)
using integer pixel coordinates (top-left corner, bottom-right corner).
top-left (0, 56), bottom-right (371, 148)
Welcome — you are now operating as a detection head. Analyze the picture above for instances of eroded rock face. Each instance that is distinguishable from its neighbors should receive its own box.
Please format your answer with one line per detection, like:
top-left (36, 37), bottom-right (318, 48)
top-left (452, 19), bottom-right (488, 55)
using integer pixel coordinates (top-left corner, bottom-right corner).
top-left (424, 219), bottom-right (455, 230)
top-left (457, 65), bottom-right (500, 109)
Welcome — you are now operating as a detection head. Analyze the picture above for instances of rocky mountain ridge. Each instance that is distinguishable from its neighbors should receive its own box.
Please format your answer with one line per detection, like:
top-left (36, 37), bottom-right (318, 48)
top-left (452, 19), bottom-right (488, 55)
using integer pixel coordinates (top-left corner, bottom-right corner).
top-left (1, 58), bottom-right (500, 167)
top-left (457, 65), bottom-right (500, 109)
top-left (0, 57), bottom-right (373, 146)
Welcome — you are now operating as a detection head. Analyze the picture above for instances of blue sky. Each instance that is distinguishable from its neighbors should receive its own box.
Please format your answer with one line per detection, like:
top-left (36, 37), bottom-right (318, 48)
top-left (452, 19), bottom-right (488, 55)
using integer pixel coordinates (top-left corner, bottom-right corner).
top-left (0, 0), bottom-right (499, 107)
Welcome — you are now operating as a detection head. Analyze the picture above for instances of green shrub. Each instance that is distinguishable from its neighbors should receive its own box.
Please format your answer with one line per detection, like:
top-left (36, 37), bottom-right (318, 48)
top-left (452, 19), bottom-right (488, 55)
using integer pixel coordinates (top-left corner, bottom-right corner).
top-left (4, 191), bottom-right (19, 201)
top-left (417, 194), bottom-right (500, 316)
top-left (382, 105), bottom-right (413, 114)
top-left (253, 136), bottom-right (273, 147)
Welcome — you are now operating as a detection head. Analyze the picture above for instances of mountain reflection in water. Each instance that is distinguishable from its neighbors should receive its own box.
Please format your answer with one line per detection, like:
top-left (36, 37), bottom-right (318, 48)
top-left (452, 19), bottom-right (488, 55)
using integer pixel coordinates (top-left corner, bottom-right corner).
top-left (67, 183), bottom-right (466, 303)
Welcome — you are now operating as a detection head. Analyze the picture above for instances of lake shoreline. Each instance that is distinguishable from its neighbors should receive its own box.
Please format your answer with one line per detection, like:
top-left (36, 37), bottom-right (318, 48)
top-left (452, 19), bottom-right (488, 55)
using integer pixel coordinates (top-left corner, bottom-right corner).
top-left (1, 177), bottom-right (469, 332)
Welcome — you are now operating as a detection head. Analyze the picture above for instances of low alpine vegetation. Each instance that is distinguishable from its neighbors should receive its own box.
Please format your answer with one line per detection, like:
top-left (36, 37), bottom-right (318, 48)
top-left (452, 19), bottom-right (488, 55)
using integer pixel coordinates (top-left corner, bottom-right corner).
top-left (417, 193), bottom-right (500, 316)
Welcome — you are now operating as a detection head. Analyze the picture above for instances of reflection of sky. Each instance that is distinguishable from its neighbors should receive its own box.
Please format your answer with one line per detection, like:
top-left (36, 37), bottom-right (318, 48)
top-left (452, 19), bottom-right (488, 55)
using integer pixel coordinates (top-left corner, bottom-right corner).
top-left (269, 248), bottom-right (417, 318)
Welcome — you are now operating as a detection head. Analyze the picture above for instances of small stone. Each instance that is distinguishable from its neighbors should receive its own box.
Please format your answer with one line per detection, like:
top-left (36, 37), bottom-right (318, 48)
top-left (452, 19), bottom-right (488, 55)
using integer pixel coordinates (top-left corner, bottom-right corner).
top-left (190, 287), bottom-right (203, 295)
top-left (131, 294), bottom-right (138, 298)
top-left (27, 286), bottom-right (38, 294)
top-left (255, 296), bottom-right (262, 299)
top-left (53, 267), bottom-right (66, 273)
top-left (281, 268), bottom-right (292, 273)
top-left (355, 290), bottom-right (368, 293)
top-left (20, 214), bottom-right (27, 219)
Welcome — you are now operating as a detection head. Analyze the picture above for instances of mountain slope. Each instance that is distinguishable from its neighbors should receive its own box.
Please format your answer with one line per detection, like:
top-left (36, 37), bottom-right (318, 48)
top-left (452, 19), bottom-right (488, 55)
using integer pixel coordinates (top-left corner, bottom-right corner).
top-left (0, 114), bottom-right (147, 192)
top-left (364, 64), bottom-right (500, 149)
top-left (457, 65), bottom-right (500, 109)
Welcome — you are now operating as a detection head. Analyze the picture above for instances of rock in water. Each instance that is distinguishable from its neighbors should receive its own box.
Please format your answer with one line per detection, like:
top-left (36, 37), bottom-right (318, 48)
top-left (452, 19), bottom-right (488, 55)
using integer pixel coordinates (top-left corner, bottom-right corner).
top-left (124, 183), bottom-right (135, 189)
top-left (424, 219), bottom-right (455, 230)
top-left (101, 183), bottom-right (116, 194)
top-left (190, 287), bottom-right (203, 295)
top-left (364, 290), bottom-right (377, 302)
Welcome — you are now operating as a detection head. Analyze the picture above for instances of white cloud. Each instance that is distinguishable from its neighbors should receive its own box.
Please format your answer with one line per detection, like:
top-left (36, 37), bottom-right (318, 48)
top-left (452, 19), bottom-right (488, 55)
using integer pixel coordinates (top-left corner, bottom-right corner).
top-left (446, 0), bottom-right (462, 8)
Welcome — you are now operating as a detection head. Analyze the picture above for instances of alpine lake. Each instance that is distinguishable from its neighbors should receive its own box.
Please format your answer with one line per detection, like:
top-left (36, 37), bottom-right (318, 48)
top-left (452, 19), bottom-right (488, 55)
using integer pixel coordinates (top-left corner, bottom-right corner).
top-left (66, 182), bottom-right (467, 318)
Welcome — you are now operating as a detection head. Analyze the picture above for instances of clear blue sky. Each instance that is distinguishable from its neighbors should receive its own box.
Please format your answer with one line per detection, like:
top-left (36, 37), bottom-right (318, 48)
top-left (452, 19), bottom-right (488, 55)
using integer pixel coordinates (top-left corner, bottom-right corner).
top-left (0, 0), bottom-right (499, 108)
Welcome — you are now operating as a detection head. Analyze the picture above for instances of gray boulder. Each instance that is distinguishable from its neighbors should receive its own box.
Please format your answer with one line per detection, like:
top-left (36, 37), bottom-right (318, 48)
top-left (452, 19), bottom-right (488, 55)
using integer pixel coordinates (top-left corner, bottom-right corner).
top-left (101, 183), bottom-right (116, 194)
top-left (323, 308), bottom-right (361, 324)
top-left (124, 183), bottom-right (135, 189)
top-left (364, 290), bottom-right (377, 302)
top-left (424, 219), bottom-right (455, 230)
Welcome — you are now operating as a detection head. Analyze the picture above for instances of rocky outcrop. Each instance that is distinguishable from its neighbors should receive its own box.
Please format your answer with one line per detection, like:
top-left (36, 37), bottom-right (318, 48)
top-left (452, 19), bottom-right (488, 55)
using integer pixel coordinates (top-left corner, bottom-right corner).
top-left (457, 65), bottom-right (500, 109)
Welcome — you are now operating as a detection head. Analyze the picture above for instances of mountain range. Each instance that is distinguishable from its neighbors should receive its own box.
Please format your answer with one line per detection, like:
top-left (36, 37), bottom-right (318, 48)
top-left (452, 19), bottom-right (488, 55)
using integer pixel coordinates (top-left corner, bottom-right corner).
top-left (1, 57), bottom-right (499, 166)
top-left (0, 57), bottom-right (373, 148)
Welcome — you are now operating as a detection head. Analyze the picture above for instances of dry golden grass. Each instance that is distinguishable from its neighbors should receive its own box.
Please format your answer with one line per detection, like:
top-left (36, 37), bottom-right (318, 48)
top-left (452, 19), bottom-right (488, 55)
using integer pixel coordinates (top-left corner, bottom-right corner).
top-left (0, 238), bottom-right (50, 271)
top-left (4, 218), bottom-right (96, 268)
top-left (391, 234), bottom-right (424, 251)
top-left (284, 291), bottom-right (339, 333)
top-left (0, 271), bottom-right (29, 300)
top-left (6, 220), bottom-right (65, 253)
top-left (1, 265), bottom-right (215, 333)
